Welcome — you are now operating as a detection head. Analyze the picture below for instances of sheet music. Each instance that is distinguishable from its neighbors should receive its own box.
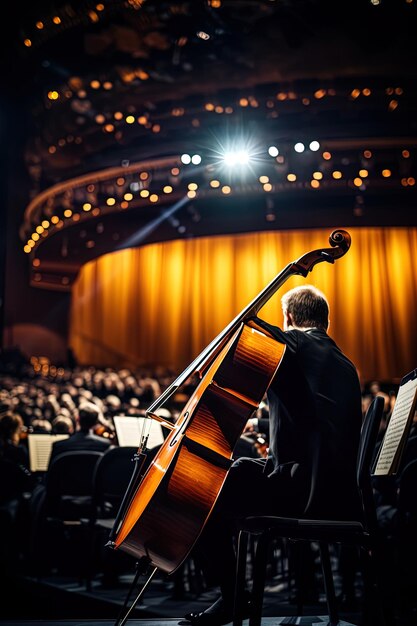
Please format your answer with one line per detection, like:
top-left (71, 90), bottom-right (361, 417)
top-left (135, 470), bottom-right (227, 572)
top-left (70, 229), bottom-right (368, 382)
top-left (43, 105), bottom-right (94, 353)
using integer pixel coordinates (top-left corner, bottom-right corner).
top-left (28, 434), bottom-right (70, 472)
top-left (113, 415), bottom-right (165, 448)
top-left (374, 373), bottom-right (417, 475)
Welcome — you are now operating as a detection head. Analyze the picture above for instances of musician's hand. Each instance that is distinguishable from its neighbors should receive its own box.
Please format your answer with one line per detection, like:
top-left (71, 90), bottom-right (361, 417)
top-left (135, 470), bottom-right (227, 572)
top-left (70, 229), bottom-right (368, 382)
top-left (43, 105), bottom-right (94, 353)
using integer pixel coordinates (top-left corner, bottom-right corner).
top-left (243, 418), bottom-right (257, 433)
top-left (255, 440), bottom-right (268, 458)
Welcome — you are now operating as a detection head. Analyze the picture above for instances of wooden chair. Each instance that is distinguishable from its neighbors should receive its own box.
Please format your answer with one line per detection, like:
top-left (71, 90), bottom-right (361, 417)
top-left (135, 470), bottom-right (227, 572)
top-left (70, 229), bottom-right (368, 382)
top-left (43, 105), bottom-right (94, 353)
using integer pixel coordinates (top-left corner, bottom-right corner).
top-left (233, 395), bottom-right (386, 626)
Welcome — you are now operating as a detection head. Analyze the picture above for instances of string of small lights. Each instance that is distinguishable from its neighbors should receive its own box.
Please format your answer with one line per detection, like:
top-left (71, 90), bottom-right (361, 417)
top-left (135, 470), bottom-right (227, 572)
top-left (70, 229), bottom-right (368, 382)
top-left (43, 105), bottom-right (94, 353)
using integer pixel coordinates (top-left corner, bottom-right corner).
top-left (13, 0), bottom-right (417, 291)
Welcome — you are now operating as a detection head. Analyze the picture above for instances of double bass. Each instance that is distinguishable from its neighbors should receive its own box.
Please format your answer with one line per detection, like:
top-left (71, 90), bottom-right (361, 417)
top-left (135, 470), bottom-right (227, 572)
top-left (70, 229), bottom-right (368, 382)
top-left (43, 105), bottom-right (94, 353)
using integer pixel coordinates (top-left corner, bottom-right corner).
top-left (109, 230), bottom-right (351, 580)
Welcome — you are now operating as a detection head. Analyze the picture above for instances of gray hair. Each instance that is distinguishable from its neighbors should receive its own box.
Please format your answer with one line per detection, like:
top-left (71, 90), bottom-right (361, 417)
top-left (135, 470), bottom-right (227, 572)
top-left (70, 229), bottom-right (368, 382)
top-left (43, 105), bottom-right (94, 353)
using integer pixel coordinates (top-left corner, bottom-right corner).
top-left (281, 285), bottom-right (329, 331)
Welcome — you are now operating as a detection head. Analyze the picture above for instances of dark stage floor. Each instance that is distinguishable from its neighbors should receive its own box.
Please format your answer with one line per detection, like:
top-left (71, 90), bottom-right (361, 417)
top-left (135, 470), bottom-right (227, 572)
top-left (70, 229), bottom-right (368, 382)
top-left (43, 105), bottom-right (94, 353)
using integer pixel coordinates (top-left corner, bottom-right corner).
top-left (0, 616), bottom-right (353, 626)
top-left (0, 565), bottom-right (365, 626)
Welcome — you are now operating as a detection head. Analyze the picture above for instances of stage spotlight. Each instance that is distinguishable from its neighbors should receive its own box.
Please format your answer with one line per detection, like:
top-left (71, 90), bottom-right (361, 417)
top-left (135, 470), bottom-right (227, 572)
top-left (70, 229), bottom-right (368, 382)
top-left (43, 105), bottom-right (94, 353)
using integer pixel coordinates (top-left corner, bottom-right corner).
top-left (268, 146), bottom-right (279, 157)
top-left (181, 154), bottom-right (191, 164)
top-left (223, 150), bottom-right (250, 166)
top-left (294, 142), bottom-right (305, 153)
top-left (191, 154), bottom-right (202, 165)
top-left (209, 134), bottom-right (261, 174)
top-left (309, 140), bottom-right (320, 152)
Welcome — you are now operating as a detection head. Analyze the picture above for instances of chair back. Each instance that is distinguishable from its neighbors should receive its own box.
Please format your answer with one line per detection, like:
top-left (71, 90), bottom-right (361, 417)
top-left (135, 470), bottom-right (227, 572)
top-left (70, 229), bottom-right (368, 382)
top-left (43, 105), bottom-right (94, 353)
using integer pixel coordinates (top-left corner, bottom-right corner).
top-left (92, 446), bottom-right (137, 518)
top-left (397, 458), bottom-right (417, 521)
top-left (45, 450), bottom-right (104, 518)
top-left (357, 396), bottom-right (385, 529)
top-left (398, 435), bottom-right (417, 474)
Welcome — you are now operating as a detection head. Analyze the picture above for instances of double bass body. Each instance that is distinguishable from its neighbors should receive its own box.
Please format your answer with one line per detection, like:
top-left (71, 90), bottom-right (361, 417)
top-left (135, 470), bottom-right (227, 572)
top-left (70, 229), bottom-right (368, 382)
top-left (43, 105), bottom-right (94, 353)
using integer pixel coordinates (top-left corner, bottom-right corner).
top-left (111, 229), bottom-right (352, 574)
top-left (113, 322), bottom-right (285, 572)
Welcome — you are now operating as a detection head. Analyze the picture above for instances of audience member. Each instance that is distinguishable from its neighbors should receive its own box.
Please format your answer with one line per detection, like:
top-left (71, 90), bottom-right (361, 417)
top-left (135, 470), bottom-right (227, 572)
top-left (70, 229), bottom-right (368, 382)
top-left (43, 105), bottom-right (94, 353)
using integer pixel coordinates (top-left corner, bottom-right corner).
top-left (51, 415), bottom-right (75, 435)
top-left (31, 418), bottom-right (53, 434)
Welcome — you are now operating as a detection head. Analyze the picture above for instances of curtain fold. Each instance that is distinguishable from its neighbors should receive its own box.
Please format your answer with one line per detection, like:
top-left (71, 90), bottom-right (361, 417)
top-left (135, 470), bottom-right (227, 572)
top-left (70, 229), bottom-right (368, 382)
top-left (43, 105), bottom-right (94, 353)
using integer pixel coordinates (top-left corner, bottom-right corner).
top-left (69, 227), bottom-right (417, 383)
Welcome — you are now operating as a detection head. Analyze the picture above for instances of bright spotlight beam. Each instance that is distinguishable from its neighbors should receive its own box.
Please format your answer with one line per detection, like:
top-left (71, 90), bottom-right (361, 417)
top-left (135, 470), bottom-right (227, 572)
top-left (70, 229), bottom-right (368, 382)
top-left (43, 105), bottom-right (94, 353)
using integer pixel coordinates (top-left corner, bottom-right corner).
top-left (119, 195), bottom-right (190, 248)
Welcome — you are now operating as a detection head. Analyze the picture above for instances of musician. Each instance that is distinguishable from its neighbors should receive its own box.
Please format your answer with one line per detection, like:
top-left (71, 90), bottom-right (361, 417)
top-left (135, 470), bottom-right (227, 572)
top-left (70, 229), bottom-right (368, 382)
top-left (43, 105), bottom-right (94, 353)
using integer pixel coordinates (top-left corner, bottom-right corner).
top-left (0, 411), bottom-right (35, 565)
top-left (0, 411), bottom-right (33, 493)
top-left (184, 285), bottom-right (363, 626)
top-left (48, 401), bottom-right (113, 465)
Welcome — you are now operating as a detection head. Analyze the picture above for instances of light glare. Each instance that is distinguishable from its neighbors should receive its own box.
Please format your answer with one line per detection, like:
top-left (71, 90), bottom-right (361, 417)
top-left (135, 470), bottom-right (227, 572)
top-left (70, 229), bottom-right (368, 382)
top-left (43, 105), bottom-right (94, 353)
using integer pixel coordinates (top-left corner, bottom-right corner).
top-left (223, 150), bottom-right (250, 166)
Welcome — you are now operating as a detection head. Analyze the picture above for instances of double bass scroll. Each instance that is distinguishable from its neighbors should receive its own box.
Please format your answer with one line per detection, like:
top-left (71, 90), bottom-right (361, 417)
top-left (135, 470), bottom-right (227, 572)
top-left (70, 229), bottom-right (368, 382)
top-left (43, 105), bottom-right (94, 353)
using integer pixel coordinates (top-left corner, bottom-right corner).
top-left (110, 229), bottom-right (351, 574)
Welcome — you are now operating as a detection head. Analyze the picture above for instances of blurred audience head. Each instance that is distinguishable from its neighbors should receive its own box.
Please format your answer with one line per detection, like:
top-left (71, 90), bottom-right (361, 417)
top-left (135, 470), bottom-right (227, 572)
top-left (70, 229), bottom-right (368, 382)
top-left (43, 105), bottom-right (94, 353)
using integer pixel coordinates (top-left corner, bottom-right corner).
top-left (31, 418), bottom-right (53, 434)
top-left (0, 400), bottom-right (12, 418)
top-left (52, 415), bottom-right (75, 435)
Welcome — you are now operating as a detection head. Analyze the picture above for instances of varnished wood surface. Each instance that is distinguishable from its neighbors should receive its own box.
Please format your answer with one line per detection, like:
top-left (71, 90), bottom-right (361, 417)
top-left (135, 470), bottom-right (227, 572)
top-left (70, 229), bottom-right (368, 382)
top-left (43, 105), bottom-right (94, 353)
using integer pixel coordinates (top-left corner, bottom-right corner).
top-left (115, 323), bottom-right (285, 573)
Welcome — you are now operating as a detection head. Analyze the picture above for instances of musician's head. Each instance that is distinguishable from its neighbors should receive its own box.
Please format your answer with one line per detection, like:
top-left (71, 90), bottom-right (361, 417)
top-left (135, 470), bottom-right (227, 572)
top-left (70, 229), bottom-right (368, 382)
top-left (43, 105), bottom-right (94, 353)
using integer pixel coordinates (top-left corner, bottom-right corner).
top-left (77, 401), bottom-right (101, 431)
top-left (0, 412), bottom-right (24, 445)
top-left (281, 285), bottom-right (329, 331)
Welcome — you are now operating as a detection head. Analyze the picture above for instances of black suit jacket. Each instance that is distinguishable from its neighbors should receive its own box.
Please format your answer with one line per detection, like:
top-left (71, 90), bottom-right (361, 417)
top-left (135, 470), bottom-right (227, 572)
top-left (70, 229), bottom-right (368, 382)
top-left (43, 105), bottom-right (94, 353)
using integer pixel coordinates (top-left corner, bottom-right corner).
top-left (49, 430), bottom-right (113, 465)
top-left (260, 323), bottom-right (362, 519)
top-left (256, 417), bottom-right (270, 439)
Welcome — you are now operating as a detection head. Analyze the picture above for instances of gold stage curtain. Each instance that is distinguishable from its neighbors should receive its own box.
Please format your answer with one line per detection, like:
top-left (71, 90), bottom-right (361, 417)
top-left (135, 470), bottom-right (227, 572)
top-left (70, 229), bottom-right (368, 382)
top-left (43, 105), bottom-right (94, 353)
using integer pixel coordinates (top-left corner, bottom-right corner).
top-left (69, 227), bottom-right (417, 383)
